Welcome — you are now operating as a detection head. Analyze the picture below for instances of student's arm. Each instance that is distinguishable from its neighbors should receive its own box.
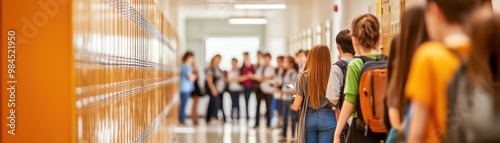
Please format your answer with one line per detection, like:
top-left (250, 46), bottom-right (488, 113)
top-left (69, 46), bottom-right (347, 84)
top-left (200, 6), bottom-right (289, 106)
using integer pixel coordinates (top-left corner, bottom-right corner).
top-left (291, 73), bottom-right (304, 111)
top-left (389, 107), bottom-right (403, 132)
top-left (334, 98), bottom-right (355, 143)
top-left (188, 68), bottom-right (196, 82)
top-left (407, 101), bottom-right (428, 143)
top-left (291, 95), bottom-right (303, 111)
top-left (282, 71), bottom-right (298, 95)
top-left (326, 65), bottom-right (342, 105)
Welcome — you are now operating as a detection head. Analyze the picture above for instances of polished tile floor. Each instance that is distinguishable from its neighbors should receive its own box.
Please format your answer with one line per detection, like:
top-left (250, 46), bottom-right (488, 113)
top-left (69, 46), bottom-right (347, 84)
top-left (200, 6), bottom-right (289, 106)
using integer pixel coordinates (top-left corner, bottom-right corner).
top-left (172, 92), bottom-right (297, 143)
top-left (172, 118), bottom-right (296, 143)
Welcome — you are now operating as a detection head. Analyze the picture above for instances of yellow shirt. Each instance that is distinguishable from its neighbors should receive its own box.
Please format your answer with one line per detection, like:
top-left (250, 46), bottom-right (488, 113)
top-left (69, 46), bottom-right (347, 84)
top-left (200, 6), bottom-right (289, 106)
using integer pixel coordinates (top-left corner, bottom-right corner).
top-left (405, 35), bottom-right (470, 143)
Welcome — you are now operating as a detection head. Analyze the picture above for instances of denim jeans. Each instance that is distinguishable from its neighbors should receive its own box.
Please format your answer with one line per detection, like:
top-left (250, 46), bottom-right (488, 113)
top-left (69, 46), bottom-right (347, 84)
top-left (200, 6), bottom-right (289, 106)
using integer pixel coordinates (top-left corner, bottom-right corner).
top-left (178, 92), bottom-right (191, 124)
top-left (229, 91), bottom-right (241, 119)
top-left (243, 88), bottom-right (253, 120)
top-left (282, 100), bottom-right (296, 138)
top-left (305, 107), bottom-right (337, 143)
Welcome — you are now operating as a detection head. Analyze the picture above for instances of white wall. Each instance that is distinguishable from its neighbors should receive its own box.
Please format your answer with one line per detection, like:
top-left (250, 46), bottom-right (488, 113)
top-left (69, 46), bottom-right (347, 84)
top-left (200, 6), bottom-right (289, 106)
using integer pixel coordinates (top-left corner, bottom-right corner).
top-left (493, 0), bottom-right (500, 13)
top-left (274, 0), bottom-right (375, 62)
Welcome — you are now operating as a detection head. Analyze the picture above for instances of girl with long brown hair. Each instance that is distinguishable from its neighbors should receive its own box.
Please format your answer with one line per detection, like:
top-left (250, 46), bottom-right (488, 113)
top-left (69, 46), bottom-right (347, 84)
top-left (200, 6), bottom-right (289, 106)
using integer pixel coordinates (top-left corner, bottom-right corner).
top-left (385, 5), bottom-right (429, 139)
top-left (291, 44), bottom-right (335, 143)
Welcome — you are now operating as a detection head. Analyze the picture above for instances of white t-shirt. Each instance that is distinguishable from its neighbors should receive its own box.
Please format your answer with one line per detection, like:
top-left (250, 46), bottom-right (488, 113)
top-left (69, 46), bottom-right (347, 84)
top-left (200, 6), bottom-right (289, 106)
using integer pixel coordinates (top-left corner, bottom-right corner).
top-left (256, 65), bottom-right (275, 94)
top-left (228, 69), bottom-right (243, 91)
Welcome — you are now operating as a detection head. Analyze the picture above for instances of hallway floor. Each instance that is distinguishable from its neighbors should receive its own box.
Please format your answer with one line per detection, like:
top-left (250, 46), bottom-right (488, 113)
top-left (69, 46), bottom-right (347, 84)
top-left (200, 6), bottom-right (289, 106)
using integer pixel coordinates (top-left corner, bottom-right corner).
top-left (172, 118), bottom-right (296, 143)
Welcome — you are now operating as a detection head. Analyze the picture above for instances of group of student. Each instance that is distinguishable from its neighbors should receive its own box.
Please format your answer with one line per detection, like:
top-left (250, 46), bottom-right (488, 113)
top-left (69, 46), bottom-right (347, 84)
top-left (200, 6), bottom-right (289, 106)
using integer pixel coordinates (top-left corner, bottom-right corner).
top-left (180, 0), bottom-right (500, 142)
top-left (289, 0), bottom-right (500, 143)
top-left (180, 46), bottom-right (311, 141)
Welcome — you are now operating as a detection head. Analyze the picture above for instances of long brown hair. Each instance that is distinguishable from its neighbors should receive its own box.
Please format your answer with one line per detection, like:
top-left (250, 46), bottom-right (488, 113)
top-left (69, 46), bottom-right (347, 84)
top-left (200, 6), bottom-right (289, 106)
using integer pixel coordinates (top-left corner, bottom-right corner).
top-left (469, 15), bottom-right (500, 107)
top-left (386, 6), bottom-right (429, 114)
top-left (209, 54), bottom-right (221, 67)
top-left (303, 45), bottom-right (331, 109)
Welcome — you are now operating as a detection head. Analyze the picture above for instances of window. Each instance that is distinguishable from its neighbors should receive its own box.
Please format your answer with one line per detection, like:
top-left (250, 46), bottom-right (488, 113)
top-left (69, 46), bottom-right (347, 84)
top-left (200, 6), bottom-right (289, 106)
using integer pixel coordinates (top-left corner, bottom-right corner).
top-left (205, 37), bottom-right (260, 71)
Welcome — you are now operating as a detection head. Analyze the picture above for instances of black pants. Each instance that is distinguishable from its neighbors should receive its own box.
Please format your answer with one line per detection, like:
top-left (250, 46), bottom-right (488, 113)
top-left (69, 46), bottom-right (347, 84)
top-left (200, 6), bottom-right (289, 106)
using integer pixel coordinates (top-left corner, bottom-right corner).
top-left (206, 92), bottom-right (226, 123)
top-left (346, 118), bottom-right (386, 143)
top-left (243, 87), bottom-right (253, 120)
top-left (254, 87), bottom-right (272, 127)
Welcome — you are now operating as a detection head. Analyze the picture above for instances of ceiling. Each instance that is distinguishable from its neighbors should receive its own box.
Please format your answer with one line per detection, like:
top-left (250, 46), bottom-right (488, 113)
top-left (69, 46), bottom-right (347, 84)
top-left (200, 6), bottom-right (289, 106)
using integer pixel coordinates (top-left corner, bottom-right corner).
top-left (178, 0), bottom-right (286, 19)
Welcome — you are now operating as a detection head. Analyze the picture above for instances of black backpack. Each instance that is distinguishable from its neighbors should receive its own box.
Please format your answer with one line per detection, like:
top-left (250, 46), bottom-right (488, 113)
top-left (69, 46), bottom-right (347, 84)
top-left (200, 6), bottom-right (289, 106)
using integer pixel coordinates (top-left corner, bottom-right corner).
top-left (334, 60), bottom-right (349, 110)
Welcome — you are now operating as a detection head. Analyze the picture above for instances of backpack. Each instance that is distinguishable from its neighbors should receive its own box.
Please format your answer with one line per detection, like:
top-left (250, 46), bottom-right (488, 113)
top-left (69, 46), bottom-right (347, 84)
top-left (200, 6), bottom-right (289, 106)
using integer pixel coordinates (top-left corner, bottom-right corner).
top-left (333, 60), bottom-right (349, 118)
top-left (356, 54), bottom-right (389, 134)
top-left (445, 49), bottom-right (499, 143)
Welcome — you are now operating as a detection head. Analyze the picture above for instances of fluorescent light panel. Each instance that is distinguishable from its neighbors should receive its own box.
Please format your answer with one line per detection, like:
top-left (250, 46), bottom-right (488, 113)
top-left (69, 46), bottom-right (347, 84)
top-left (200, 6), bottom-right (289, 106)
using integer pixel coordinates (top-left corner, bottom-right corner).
top-left (228, 18), bottom-right (268, 25)
top-left (233, 4), bottom-right (286, 9)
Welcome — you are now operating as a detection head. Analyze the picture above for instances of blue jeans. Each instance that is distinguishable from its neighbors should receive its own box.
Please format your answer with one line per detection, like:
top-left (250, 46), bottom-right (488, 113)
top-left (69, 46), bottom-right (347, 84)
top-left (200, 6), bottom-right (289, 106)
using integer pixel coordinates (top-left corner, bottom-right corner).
top-left (243, 87), bottom-right (253, 120)
top-left (305, 107), bottom-right (337, 143)
top-left (179, 92), bottom-right (191, 124)
top-left (282, 100), bottom-right (296, 138)
top-left (229, 91), bottom-right (241, 119)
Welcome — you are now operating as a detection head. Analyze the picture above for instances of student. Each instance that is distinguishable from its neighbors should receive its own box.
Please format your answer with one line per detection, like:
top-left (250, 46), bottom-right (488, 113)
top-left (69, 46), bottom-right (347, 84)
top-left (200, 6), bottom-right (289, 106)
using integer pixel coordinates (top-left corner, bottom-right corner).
top-left (205, 55), bottom-right (227, 123)
top-left (325, 29), bottom-right (355, 142)
top-left (445, 14), bottom-right (500, 143)
top-left (404, 0), bottom-right (480, 142)
top-left (295, 50), bottom-right (308, 72)
top-left (179, 51), bottom-right (196, 125)
top-left (240, 52), bottom-right (255, 121)
top-left (274, 56), bottom-right (285, 127)
top-left (334, 14), bottom-right (387, 143)
top-left (384, 6), bottom-right (429, 141)
top-left (190, 62), bottom-right (203, 125)
top-left (291, 45), bottom-right (336, 143)
top-left (227, 58), bottom-right (243, 121)
top-left (251, 53), bottom-right (275, 128)
top-left (279, 56), bottom-right (298, 141)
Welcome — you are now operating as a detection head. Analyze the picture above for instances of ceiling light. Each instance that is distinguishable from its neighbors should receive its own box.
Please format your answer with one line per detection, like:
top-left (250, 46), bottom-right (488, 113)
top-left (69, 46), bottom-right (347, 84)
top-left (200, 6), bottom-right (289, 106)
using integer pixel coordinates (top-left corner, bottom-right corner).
top-left (233, 4), bottom-right (286, 9)
top-left (228, 18), bottom-right (268, 25)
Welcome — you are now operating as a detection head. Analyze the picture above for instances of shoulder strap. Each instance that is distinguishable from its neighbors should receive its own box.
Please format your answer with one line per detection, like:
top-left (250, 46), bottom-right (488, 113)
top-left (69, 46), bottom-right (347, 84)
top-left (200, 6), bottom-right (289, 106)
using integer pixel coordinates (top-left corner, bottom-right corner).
top-left (334, 60), bottom-right (349, 76)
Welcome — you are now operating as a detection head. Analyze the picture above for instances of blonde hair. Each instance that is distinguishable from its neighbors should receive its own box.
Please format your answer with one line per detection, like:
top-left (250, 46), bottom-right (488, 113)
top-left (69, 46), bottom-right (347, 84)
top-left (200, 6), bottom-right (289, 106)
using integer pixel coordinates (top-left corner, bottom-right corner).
top-left (303, 45), bottom-right (331, 109)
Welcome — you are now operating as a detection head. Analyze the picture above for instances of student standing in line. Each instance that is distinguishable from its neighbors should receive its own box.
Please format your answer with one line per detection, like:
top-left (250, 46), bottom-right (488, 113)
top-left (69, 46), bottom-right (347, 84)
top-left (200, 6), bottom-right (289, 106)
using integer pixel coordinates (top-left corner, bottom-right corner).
top-left (404, 0), bottom-right (480, 142)
top-left (334, 14), bottom-right (387, 143)
top-left (240, 52), bottom-right (255, 121)
top-left (251, 53), bottom-right (276, 128)
top-left (325, 29), bottom-right (355, 142)
top-left (190, 62), bottom-right (203, 125)
top-left (291, 45), bottom-right (336, 143)
top-left (274, 56), bottom-right (285, 128)
top-left (279, 56), bottom-right (298, 142)
top-left (205, 55), bottom-right (227, 123)
top-left (179, 51), bottom-right (196, 125)
top-left (227, 58), bottom-right (244, 121)
top-left (384, 6), bottom-right (429, 142)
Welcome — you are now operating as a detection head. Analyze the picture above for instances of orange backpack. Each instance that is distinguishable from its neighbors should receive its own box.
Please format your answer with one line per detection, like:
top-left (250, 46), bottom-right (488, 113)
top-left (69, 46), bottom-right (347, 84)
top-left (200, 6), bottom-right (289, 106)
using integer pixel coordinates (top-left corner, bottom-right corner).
top-left (356, 55), bottom-right (388, 135)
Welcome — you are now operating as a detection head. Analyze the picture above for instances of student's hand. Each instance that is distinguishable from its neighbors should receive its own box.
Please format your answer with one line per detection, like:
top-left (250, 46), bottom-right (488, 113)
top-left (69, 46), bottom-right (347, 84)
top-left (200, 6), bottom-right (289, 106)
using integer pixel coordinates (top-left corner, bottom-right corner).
top-left (333, 135), bottom-right (341, 143)
top-left (212, 91), bottom-right (219, 97)
top-left (290, 88), bottom-right (297, 95)
top-left (290, 104), bottom-right (300, 111)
